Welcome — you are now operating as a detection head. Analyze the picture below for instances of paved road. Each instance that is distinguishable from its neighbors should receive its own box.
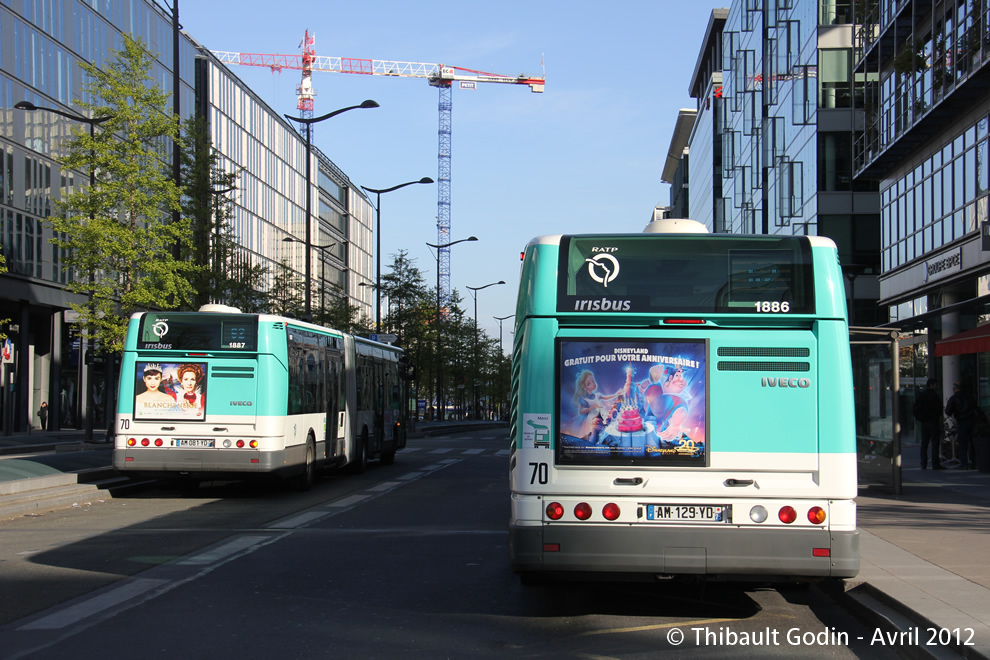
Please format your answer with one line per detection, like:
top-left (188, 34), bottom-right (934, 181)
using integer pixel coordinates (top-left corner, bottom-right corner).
top-left (0, 430), bottom-right (896, 659)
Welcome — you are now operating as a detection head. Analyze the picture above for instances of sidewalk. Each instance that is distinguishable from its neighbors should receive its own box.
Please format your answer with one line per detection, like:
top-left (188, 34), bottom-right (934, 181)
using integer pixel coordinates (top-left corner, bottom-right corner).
top-left (1, 425), bottom-right (988, 657)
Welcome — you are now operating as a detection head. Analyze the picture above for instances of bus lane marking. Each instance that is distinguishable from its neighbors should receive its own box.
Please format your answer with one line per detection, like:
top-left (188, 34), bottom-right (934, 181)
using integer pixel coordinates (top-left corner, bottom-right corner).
top-left (367, 481), bottom-right (401, 492)
top-left (462, 448), bottom-right (484, 455)
top-left (18, 578), bottom-right (170, 630)
top-left (180, 535), bottom-right (273, 563)
top-left (326, 494), bottom-right (370, 507)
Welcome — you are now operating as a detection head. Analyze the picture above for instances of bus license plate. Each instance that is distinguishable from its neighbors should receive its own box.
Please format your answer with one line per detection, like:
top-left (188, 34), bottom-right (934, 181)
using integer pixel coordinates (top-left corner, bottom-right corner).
top-left (176, 439), bottom-right (214, 448)
top-left (646, 504), bottom-right (730, 523)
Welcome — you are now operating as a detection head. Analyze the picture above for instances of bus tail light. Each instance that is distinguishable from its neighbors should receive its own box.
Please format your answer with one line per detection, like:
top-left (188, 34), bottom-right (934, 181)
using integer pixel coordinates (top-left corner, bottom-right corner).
top-left (236, 439), bottom-right (245, 448)
top-left (154, 438), bottom-right (163, 447)
top-left (574, 503), bottom-right (592, 520)
top-left (749, 505), bottom-right (768, 523)
top-left (141, 438), bottom-right (150, 447)
top-left (807, 506), bottom-right (826, 524)
top-left (127, 438), bottom-right (136, 447)
top-left (250, 440), bottom-right (259, 449)
top-left (602, 503), bottom-right (620, 521)
top-left (778, 506), bottom-right (797, 524)
top-left (812, 548), bottom-right (831, 557)
top-left (546, 502), bottom-right (564, 520)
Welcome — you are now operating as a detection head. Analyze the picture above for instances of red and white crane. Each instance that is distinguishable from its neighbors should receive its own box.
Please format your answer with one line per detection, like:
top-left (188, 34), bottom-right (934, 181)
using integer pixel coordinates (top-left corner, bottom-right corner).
top-left (212, 35), bottom-right (544, 314)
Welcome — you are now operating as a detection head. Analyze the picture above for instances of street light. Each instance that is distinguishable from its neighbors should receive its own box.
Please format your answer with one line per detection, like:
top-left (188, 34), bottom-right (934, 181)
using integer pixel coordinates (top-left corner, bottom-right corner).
top-left (358, 281), bottom-right (393, 333)
top-left (494, 314), bottom-right (515, 420)
top-left (16, 101), bottom-right (112, 441)
top-left (427, 236), bottom-right (478, 420)
top-left (283, 237), bottom-right (336, 320)
top-left (466, 281), bottom-right (505, 420)
top-left (361, 177), bottom-right (434, 331)
top-left (284, 99), bottom-right (379, 317)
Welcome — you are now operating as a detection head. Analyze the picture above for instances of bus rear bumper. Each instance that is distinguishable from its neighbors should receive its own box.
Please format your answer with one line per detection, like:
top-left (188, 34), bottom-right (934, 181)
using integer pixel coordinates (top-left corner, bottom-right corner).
top-left (113, 447), bottom-right (303, 480)
top-left (510, 523), bottom-right (859, 580)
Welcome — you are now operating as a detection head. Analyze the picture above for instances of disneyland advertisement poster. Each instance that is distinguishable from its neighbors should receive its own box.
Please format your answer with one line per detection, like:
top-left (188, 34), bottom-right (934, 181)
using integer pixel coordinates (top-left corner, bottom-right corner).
top-left (558, 339), bottom-right (707, 466)
top-left (134, 362), bottom-right (208, 421)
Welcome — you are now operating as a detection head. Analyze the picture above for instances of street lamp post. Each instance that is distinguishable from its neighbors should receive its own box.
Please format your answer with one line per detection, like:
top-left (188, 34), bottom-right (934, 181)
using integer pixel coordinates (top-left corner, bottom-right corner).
top-left (494, 314), bottom-right (514, 420)
top-left (283, 237), bottom-right (336, 320)
top-left (426, 237), bottom-right (477, 420)
top-left (360, 177), bottom-right (434, 331)
top-left (16, 101), bottom-right (112, 441)
top-left (466, 281), bottom-right (505, 420)
top-left (284, 99), bottom-right (379, 317)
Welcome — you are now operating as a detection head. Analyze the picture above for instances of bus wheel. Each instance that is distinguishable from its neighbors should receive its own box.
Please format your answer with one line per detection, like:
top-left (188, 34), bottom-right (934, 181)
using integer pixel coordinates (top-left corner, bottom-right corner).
top-left (294, 438), bottom-right (316, 491)
top-left (349, 430), bottom-right (369, 474)
top-left (380, 425), bottom-right (398, 465)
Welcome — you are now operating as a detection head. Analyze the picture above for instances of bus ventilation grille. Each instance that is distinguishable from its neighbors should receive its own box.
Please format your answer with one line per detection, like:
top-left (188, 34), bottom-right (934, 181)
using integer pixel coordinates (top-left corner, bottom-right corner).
top-left (717, 347), bottom-right (810, 357)
top-left (717, 361), bottom-right (810, 372)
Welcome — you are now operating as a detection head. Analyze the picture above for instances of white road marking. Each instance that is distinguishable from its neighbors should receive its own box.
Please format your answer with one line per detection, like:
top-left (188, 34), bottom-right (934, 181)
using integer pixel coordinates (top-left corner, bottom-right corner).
top-left (19, 578), bottom-right (169, 630)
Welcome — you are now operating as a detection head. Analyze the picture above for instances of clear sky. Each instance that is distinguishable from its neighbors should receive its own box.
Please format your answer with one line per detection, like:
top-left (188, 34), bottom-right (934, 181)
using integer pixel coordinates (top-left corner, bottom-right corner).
top-left (179, 0), bottom-right (726, 344)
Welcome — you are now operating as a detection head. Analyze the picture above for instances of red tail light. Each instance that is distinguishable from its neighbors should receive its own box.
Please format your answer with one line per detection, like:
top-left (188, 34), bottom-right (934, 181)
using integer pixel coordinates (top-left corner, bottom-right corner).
top-left (141, 438), bottom-right (150, 447)
top-left (127, 438), bottom-right (136, 447)
top-left (812, 548), bottom-right (831, 557)
top-left (574, 503), bottom-right (592, 520)
top-left (807, 506), bottom-right (826, 524)
top-left (778, 506), bottom-right (797, 524)
top-left (154, 438), bottom-right (163, 447)
top-left (250, 440), bottom-right (259, 449)
top-left (602, 503), bottom-right (621, 521)
top-left (546, 502), bottom-right (564, 520)
top-left (236, 439), bottom-right (245, 448)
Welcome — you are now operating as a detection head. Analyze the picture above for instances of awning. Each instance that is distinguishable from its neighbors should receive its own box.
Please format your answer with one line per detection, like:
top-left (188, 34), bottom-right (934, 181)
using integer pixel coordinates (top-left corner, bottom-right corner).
top-left (934, 324), bottom-right (990, 356)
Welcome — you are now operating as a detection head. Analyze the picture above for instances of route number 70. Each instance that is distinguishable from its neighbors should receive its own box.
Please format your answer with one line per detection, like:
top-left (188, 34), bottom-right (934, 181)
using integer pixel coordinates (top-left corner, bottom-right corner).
top-left (529, 462), bottom-right (548, 485)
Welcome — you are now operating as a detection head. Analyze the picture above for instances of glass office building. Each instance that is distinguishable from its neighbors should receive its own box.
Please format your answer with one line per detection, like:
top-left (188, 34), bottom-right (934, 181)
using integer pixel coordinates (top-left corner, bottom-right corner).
top-left (0, 1), bottom-right (373, 433)
top-left (854, 0), bottom-right (990, 409)
top-left (673, 1), bottom-right (880, 325)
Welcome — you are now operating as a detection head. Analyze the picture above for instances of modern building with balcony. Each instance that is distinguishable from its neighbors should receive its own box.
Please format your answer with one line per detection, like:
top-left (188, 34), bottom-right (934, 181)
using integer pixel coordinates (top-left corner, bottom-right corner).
top-left (853, 0), bottom-right (990, 403)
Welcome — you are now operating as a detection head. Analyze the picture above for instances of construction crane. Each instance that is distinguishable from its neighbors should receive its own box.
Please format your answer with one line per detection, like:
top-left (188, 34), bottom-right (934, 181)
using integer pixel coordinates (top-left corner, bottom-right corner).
top-left (212, 37), bottom-right (545, 316)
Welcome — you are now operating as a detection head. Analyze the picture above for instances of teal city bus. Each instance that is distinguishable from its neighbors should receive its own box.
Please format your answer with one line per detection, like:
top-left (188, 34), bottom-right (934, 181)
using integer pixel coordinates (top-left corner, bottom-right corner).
top-left (113, 305), bottom-right (408, 488)
top-left (508, 220), bottom-right (859, 581)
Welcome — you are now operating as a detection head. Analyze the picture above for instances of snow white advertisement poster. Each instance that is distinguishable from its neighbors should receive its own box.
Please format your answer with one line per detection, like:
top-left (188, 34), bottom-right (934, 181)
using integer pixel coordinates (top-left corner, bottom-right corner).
top-left (557, 339), bottom-right (707, 466)
top-left (134, 361), bottom-right (208, 421)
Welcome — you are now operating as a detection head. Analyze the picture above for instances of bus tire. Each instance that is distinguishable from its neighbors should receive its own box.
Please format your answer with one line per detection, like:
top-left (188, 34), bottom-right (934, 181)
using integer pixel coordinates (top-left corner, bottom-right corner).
top-left (294, 438), bottom-right (316, 491)
top-left (380, 424), bottom-right (399, 465)
top-left (349, 430), bottom-right (369, 474)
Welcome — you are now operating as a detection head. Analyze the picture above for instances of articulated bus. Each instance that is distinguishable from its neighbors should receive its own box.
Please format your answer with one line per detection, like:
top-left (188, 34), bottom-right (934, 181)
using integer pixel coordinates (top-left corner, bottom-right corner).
top-left (113, 305), bottom-right (408, 488)
top-left (509, 219), bottom-right (859, 582)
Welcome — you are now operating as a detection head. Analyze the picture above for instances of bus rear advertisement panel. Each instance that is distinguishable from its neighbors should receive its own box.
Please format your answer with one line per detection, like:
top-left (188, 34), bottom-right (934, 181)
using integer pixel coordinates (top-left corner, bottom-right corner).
top-left (558, 339), bottom-right (707, 467)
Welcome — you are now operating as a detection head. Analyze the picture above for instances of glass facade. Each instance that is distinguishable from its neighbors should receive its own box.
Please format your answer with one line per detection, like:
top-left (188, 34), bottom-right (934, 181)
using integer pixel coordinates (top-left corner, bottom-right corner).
top-left (198, 57), bottom-right (373, 321)
top-left (0, 0), bottom-right (374, 432)
top-left (881, 115), bottom-right (989, 273)
top-left (720, 0), bottom-right (821, 236)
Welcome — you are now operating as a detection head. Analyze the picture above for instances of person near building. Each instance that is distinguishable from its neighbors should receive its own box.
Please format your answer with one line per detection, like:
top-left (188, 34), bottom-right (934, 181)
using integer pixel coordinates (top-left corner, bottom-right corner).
top-left (38, 401), bottom-right (48, 431)
top-left (912, 379), bottom-right (943, 469)
top-left (945, 382), bottom-right (977, 469)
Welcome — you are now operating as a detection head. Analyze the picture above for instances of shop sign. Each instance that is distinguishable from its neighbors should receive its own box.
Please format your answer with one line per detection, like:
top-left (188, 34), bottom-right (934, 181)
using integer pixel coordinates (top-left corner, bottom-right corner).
top-left (921, 249), bottom-right (962, 283)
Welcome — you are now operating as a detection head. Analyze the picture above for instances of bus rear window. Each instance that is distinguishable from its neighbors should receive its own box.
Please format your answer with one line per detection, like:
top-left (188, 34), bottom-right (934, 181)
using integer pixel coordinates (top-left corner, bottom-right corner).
top-left (137, 314), bottom-right (258, 351)
top-left (558, 235), bottom-right (815, 314)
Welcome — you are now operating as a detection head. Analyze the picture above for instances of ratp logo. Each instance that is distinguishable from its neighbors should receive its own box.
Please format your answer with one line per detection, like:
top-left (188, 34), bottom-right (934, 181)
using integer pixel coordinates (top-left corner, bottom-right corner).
top-left (585, 253), bottom-right (620, 288)
top-left (151, 320), bottom-right (169, 339)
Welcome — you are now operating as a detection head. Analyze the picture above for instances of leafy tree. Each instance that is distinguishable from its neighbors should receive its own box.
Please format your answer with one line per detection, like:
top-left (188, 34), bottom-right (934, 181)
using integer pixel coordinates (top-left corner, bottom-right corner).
top-left (49, 34), bottom-right (196, 353)
top-left (269, 259), bottom-right (305, 318)
top-left (180, 116), bottom-right (268, 311)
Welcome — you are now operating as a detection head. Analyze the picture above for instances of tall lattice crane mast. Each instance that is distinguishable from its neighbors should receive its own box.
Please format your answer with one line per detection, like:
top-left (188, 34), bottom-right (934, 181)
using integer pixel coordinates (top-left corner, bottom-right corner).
top-left (212, 45), bottom-right (545, 313)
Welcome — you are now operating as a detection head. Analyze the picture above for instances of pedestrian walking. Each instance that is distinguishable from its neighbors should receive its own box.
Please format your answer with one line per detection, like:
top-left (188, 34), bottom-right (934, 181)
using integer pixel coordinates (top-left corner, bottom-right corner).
top-left (912, 378), bottom-right (943, 469)
top-left (38, 401), bottom-right (48, 431)
top-left (945, 382), bottom-right (977, 469)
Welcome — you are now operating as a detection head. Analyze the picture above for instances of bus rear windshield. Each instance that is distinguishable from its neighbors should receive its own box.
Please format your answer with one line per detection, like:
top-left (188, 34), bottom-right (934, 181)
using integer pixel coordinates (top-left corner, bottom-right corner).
top-left (558, 235), bottom-right (815, 315)
top-left (137, 313), bottom-right (258, 351)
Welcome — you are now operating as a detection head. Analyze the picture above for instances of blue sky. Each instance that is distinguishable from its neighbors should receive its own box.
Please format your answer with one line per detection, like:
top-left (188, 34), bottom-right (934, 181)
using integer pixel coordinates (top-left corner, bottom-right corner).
top-left (179, 0), bottom-right (726, 342)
